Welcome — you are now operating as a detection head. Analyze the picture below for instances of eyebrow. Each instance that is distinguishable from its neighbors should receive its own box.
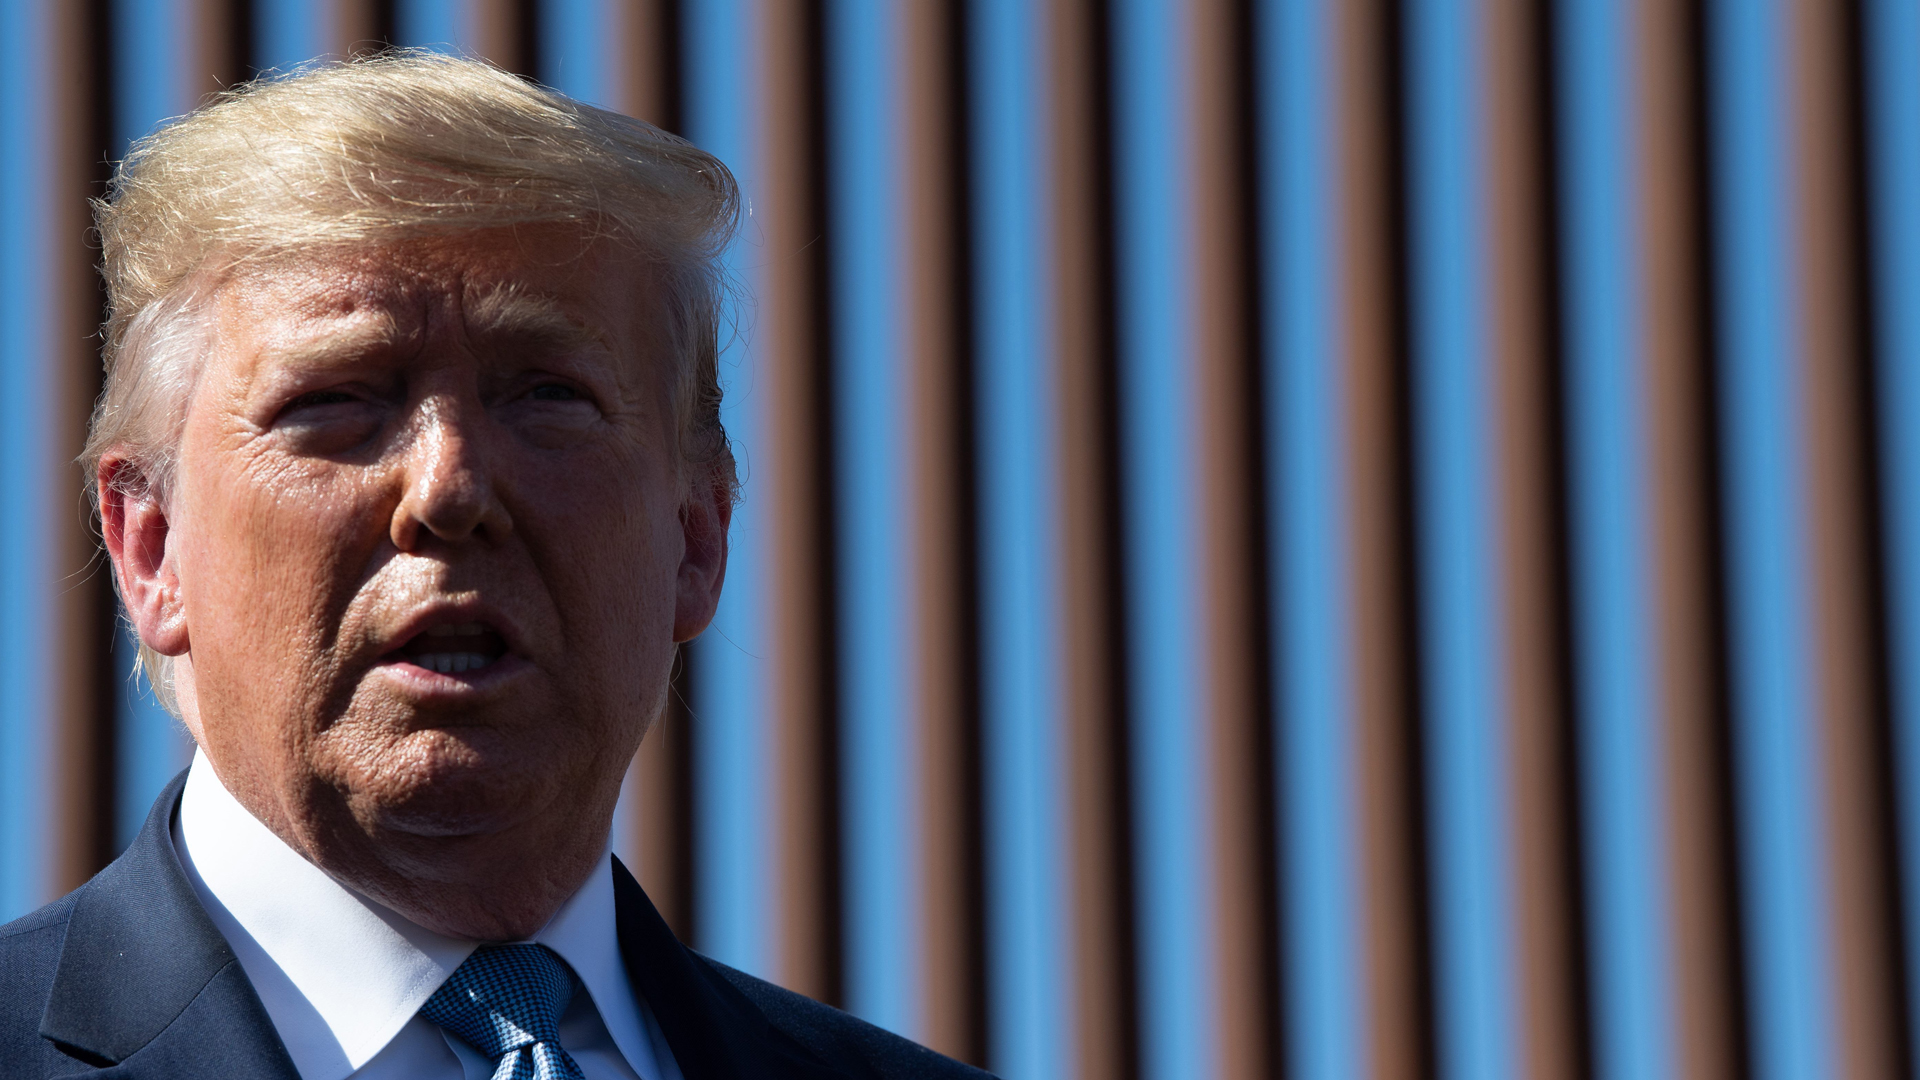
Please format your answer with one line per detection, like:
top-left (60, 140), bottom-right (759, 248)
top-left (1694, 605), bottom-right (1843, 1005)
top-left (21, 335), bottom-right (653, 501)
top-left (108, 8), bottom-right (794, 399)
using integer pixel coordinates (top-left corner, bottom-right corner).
top-left (463, 285), bottom-right (607, 351)
top-left (257, 317), bottom-right (406, 370)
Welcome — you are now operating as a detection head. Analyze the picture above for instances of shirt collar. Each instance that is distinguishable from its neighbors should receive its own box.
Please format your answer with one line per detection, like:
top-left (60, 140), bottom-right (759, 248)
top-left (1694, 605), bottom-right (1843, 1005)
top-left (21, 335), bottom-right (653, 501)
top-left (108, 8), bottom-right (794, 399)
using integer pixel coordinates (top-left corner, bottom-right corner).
top-left (531, 830), bottom-right (664, 1078)
top-left (175, 749), bottom-right (649, 1080)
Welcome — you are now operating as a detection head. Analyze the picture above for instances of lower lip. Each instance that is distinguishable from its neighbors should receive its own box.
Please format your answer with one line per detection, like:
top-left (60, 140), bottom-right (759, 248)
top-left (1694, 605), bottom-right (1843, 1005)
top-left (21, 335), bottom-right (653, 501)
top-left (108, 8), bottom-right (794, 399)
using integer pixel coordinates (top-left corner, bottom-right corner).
top-left (372, 653), bottom-right (533, 699)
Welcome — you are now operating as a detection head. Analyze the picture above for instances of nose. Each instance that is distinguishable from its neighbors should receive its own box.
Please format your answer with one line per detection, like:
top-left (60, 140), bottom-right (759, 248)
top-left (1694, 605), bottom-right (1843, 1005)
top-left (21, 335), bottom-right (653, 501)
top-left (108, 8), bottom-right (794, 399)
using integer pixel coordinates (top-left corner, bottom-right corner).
top-left (390, 395), bottom-right (514, 550)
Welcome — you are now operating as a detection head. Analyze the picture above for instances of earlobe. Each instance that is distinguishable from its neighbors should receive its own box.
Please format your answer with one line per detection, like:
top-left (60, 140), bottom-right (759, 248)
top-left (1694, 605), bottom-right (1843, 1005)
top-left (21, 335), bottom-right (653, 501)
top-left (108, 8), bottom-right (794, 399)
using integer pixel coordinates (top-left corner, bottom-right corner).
top-left (671, 478), bottom-right (731, 643)
top-left (99, 459), bottom-right (191, 657)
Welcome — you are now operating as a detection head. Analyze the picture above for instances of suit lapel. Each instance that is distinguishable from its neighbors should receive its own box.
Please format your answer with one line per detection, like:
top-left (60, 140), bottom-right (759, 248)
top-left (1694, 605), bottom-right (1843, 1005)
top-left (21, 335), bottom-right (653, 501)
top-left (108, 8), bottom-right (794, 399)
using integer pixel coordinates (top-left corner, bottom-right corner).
top-left (39, 770), bottom-right (299, 1079)
top-left (611, 858), bottom-right (841, 1080)
top-left (42, 774), bottom-right (819, 1079)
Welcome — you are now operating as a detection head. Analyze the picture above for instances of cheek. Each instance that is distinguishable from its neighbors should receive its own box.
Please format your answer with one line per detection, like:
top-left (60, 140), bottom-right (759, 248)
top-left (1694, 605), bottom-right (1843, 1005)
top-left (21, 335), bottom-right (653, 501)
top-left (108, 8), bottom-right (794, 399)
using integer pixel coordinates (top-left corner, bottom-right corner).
top-left (178, 452), bottom-right (391, 663)
top-left (521, 455), bottom-right (682, 658)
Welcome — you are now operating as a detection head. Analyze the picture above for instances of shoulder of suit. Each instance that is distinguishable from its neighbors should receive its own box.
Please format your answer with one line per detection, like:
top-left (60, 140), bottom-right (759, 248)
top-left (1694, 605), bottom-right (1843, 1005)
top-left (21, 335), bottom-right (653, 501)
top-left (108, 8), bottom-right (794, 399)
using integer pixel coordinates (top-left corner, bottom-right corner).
top-left (696, 956), bottom-right (999, 1080)
top-left (0, 888), bottom-right (84, 1077)
top-left (0, 888), bottom-right (79, 941)
top-left (0, 886), bottom-right (79, 990)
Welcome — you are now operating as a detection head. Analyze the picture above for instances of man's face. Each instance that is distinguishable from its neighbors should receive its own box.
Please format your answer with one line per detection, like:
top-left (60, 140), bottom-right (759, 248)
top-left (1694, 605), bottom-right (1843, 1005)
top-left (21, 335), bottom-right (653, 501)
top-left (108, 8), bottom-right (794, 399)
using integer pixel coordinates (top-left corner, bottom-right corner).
top-left (113, 228), bottom-right (726, 936)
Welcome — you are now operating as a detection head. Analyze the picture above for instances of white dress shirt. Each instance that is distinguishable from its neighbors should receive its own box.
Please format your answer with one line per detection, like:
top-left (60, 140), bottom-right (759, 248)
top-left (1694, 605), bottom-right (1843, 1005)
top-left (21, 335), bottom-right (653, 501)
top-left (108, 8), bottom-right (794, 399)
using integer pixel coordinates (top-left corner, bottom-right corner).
top-left (172, 750), bottom-right (683, 1080)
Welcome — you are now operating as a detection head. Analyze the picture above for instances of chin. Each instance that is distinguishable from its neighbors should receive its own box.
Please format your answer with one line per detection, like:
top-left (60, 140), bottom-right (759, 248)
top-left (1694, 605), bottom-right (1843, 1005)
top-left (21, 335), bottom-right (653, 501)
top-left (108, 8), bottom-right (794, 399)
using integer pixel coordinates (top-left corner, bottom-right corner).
top-left (334, 726), bottom-right (573, 840)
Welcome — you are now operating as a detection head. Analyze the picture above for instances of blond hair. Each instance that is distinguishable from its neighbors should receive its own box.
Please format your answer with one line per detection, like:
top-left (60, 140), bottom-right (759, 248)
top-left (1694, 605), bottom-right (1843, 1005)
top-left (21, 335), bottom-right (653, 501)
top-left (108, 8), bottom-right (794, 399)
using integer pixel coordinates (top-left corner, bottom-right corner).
top-left (83, 51), bottom-right (741, 713)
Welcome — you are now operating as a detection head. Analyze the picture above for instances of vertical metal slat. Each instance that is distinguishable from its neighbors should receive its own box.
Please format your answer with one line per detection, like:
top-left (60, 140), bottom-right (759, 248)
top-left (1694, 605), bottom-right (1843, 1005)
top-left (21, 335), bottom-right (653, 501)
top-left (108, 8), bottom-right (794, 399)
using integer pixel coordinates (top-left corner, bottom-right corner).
top-left (971, 0), bottom-right (1068, 1075)
top-left (1861, 0), bottom-right (1920, 1070)
top-left (1704, 1), bottom-right (1842, 1076)
top-left (1554, 0), bottom-right (1677, 1077)
top-left (1257, 0), bottom-right (1366, 1076)
top-left (1109, 1), bottom-right (1214, 1076)
top-left (682, 0), bottom-right (775, 979)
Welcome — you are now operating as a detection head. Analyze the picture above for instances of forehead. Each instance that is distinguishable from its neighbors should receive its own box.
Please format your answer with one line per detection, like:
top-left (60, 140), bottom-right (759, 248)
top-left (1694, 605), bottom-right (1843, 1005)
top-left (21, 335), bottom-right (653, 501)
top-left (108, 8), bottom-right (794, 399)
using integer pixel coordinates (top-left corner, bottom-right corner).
top-left (209, 229), bottom-right (661, 360)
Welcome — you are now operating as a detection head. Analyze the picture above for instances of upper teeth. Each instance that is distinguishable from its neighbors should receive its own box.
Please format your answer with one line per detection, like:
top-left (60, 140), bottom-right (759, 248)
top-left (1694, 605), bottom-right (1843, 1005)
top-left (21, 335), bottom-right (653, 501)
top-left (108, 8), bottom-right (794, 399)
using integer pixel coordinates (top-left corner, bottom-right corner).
top-left (415, 653), bottom-right (491, 674)
top-left (426, 622), bottom-right (486, 637)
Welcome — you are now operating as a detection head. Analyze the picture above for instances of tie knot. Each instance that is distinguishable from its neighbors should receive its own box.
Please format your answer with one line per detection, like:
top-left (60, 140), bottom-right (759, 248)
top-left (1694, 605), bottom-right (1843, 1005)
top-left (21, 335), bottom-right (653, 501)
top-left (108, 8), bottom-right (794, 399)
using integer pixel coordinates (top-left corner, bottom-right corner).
top-left (421, 944), bottom-right (584, 1078)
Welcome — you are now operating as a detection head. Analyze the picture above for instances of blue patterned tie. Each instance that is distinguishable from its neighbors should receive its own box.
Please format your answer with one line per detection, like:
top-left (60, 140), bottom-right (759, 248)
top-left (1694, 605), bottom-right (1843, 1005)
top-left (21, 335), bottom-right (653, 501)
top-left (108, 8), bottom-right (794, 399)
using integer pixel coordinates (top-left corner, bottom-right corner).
top-left (420, 944), bottom-right (588, 1080)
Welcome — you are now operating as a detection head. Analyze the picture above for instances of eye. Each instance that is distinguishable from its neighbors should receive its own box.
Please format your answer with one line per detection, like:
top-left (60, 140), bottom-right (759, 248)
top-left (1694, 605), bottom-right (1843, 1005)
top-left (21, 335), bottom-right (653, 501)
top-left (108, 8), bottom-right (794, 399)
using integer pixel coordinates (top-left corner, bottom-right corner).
top-left (529, 383), bottom-right (583, 402)
top-left (287, 389), bottom-right (360, 409)
top-left (271, 384), bottom-right (384, 456)
top-left (501, 377), bottom-right (601, 447)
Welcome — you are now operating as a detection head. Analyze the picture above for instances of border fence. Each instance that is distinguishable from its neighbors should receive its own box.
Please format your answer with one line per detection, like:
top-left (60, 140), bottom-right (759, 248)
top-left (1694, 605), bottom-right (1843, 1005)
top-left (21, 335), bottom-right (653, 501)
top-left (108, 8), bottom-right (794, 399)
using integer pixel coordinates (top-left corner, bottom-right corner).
top-left (0, 3), bottom-right (1915, 1079)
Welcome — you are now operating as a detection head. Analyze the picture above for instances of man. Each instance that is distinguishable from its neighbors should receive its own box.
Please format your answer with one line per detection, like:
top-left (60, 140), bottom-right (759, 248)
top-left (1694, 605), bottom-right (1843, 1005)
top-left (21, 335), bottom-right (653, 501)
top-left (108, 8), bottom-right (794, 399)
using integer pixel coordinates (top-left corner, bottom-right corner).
top-left (0, 53), bottom-right (989, 1080)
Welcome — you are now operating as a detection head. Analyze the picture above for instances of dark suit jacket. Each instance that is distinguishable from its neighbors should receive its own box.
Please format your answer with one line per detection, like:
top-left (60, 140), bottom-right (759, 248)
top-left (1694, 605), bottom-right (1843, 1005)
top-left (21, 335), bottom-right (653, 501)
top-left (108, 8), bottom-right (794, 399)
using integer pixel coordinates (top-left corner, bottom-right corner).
top-left (0, 772), bottom-right (994, 1080)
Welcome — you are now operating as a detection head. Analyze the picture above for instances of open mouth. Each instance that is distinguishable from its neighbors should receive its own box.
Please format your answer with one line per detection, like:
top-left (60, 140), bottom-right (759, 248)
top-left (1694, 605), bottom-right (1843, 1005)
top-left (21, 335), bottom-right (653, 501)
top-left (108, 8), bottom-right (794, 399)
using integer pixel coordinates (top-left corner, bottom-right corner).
top-left (393, 621), bottom-right (510, 675)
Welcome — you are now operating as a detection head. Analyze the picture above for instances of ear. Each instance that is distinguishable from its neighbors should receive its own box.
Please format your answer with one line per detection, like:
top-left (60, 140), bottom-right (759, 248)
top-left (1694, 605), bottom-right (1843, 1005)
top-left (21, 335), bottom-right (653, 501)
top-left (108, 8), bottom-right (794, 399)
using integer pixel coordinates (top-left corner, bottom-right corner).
top-left (672, 475), bottom-right (731, 643)
top-left (98, 458), bottom-right (190, 657)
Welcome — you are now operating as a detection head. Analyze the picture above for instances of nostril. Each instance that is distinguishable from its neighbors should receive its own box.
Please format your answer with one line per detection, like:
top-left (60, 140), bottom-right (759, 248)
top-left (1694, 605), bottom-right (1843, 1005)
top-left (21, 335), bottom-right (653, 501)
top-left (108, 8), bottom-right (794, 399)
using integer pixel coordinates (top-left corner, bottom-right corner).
top-left (399, 472), bottom-right (514, 546)
top-left (394, 432), bottom-right (511, 545)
